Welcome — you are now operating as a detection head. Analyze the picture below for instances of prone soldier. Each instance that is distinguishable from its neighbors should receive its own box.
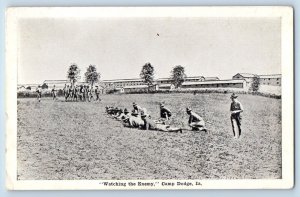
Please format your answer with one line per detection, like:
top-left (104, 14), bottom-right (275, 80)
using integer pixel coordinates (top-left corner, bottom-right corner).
top-left (141, 113), bottom-right (182, 133)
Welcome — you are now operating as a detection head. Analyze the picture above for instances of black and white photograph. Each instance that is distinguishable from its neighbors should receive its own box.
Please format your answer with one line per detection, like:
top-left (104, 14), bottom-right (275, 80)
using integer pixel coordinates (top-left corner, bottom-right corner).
top-left (5, 7), bottom-right (294, 190)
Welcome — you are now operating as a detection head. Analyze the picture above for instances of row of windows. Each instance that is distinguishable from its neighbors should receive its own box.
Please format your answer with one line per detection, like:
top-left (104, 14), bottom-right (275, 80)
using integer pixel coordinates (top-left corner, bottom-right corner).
top-left (261, 78), bottom-right (280, 81)
top-left (184, 83), bottom-right (243, 87)
top-left (261, 82), bottom-right (280, 85)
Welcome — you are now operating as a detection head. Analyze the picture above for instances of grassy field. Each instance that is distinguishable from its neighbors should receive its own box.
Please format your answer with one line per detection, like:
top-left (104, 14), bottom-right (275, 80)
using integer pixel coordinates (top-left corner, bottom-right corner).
top-left (17, 93), bottom-right (282, 180)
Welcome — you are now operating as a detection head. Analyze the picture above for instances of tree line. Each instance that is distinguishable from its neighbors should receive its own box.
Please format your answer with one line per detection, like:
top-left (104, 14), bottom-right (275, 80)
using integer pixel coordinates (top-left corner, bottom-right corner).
top-left (66, 62), bottom-right (188, 89)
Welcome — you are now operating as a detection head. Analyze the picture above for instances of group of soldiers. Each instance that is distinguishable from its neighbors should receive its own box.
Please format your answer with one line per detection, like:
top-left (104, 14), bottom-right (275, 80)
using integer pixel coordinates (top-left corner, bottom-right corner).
top-left (105, 102), bottom-right (208, 133)
top-left (36, 84), bottom-right (102, 102)
top-left (51, 84), bottom-right (102, 102)
top-left (37, 84), bottom-right (244, 138)
top-left (105, 93), bottom-right (244, 138)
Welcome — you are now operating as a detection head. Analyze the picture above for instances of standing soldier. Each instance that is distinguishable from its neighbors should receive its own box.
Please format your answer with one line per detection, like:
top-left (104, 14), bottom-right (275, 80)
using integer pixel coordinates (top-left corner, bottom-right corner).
top-left (95, 86), bottom-right (101, 101)
top-left (88, 86), bottom-right (94, 102)
top-left (51, 85), bottom-right (57, 100)
top-left (81, 85), bottom-right (86, 101)
top-left (160, 103), bottom-right (172, 121)
top-left (36, 85), bottom-right (42, 102)
top-left (78, 85), bottom-right (82, 101)
top-left (186, 107), bottom-right (207, 132)
top-left (230, 93), bottom-right (244, 138)
top-left (84, 86), bottom-right (89, 102)
top-left (65, 85), bottom-right (70, 101)
top-left (74, 85), bottom-right (79, 101)
top-left (63, 84), bottom-right (67, 100)
top-left (69, 85), bottom-right (74, 101)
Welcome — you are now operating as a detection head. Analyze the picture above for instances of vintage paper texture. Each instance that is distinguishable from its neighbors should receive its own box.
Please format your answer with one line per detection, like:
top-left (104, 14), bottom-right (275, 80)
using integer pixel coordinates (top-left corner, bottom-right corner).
top-left (6, 7), bottom-right (294, 190)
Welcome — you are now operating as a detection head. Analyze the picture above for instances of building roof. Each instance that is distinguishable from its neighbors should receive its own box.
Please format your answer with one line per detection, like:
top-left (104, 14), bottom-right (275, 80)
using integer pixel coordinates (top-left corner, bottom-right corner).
top-left (186, 76), bottom-right (205, 80)
top-left (123, 84), bottom-right (157, 89)
top-left (204, 77), bottom-right (219, 81)
top-left (17, 84), bottom-right (40, 87)
top-left (101, 78), bottom-right (143, 83)
top-left (17, 86), bottom-right (27, 89)
top-left (182, 79), bottom-right (245, 86)
top-left (156, 78), bottom-right (173, 81)
top-left (156, 76), bottom-right (204, 81)
top-left (259, 74), bottom-right (281, 79)
top-left (158, 84), bottom-right (173, 87)
top-left (43, 80), bottom-right (69, 84)
top-left (233, 73), bottom-right (257, 78)
top-left (77, 82), bottom-right (89, 85)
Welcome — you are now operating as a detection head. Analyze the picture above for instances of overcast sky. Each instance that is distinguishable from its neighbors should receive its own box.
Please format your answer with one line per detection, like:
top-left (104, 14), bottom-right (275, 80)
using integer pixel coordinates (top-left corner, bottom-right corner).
top-left (17, 17), bottom-right (281, 84)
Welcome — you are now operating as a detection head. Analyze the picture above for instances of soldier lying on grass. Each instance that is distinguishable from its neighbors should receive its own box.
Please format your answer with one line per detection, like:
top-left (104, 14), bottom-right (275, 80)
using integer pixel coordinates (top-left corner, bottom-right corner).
top-left (122, 113), bottom-right (144, 128)
top-left (141, 113), bottom-right (182, 133)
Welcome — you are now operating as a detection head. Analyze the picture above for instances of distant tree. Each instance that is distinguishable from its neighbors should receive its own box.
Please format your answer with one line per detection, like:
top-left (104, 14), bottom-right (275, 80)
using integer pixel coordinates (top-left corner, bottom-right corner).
top-left (171, 65), bottom-right (186, 88)
top-left (84, 65), bottom-right (101, 86)
top-left (26, 86), bottom-right (31, 90)
top-left (67, 63), bottom-right (80, 85)
top-left (140, 62), bottom-right (155, 91)
top-left (41, 83), bottom-right (48, 89)
top-left (251, 75), bottom-right (260, 92)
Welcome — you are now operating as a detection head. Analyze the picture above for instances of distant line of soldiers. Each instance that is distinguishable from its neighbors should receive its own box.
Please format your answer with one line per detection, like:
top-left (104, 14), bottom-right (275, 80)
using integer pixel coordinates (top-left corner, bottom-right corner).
top-left (106, 102), bottom-right (208, 132)
top-left (35, 84), bottom-right (102, 102)
top-left (60, 84), bottom-right (101, 102)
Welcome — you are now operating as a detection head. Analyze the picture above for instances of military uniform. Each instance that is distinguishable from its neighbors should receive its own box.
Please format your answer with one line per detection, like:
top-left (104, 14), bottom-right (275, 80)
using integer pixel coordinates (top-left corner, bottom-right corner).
top-left (142, 116), bottom-right (157, 130)
top-left (187, 108), bottom-right (207, 131)
top-left (95, 87), bottom-right (101, 101)
top-left (230, 98), bottom-right (243, 137)
top-left (160, 106), bottom-right (172, 119)
top-left (132, 103), bottom-right (143, 114)
top-left (36, 87), bottom-right (42, 102)
top-left (51, 86), bottom-right (57, 100)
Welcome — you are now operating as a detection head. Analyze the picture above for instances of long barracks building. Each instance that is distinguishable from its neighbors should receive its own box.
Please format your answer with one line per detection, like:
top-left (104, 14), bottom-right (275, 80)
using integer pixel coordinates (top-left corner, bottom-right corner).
top-left (18, 73), bottom-right (281, 93)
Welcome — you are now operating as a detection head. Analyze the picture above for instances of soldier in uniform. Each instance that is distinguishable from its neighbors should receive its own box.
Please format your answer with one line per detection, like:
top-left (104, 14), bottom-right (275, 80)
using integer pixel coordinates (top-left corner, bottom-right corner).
top-left (122, 113), bottom-right (144, 128)
top-left (132, 102), bottom-right (143, 114)
top-left (186, 107), bottom-right (207, 132)
top-left (84, 86), bottom-right (89, 102)
top-left (65, 85), bottom-right (70, 101)
top-left (230, 93), bottom-right (244, 138)
top-left (51, 85), bottom-right (57, 100)
top-left (95, 86), bottom-right (101, 101)
top-left (63, 84), bottom-right (68, 101)
top-left (160, 103), bottom-right (172, 120)
top-left (80, 85), bottom-right (85, 101)
top-left (74, 85), bottom-right (79, 101)
top-left (69, 85), bottom-right (74, 101)
top-left (36, 85), bottom-right (42, 102)
top-left (88, 86), bottom-right (94, 102)
top-left (141, 113), bottom-right (182, 133)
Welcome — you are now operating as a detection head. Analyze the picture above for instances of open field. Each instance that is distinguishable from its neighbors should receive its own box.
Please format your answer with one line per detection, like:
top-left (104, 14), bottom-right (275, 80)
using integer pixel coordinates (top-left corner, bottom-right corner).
top-left (17, 93), bottom-right (282, 180)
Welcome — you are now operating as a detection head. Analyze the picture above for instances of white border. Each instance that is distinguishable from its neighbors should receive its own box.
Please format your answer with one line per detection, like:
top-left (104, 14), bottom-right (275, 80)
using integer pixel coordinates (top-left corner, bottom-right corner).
top-left (5, 7), bottom-right (294, 190)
